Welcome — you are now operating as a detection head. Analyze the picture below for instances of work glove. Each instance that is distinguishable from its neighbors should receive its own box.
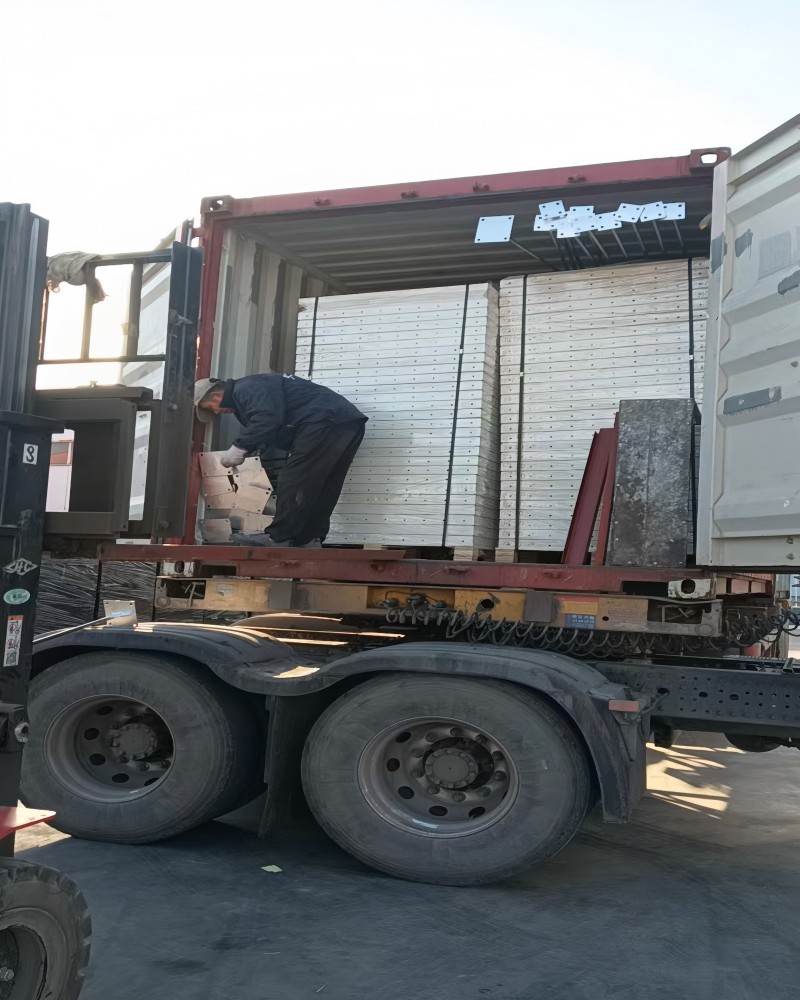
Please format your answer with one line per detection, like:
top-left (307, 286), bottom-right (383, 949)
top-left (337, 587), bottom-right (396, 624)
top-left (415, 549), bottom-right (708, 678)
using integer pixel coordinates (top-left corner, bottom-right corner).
top-left (220, 445), bottom-right (247, 469)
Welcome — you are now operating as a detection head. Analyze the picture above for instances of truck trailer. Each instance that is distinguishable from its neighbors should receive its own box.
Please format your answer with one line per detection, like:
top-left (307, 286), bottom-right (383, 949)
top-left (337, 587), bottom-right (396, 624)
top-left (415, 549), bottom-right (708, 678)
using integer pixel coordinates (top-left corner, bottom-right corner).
top-left (3, 117), bottom-right (800, 901)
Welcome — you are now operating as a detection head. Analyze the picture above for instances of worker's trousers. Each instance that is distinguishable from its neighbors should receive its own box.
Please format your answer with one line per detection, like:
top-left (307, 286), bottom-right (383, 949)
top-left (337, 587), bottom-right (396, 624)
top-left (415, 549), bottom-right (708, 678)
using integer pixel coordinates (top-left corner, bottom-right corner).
top-left (267, 419), bottom-right (366, 545)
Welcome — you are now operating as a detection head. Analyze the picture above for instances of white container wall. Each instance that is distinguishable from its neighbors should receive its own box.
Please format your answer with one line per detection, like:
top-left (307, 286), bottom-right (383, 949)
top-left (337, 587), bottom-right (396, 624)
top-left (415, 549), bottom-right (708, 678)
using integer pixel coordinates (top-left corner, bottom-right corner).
top-left (698, 117), bottom-right (800, 568)
top-left (209, 231), bottom-right (329, 381)
top-left (499, 259), bottom-right (708, 553)
top-left (295, 284), bottom-right (499, 548)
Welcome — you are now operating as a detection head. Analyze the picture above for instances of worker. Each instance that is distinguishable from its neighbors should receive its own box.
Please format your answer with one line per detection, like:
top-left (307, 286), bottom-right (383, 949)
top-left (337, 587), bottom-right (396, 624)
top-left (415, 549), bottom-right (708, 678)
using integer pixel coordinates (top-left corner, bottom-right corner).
top-left (194, 373), bottom-right (367, 548)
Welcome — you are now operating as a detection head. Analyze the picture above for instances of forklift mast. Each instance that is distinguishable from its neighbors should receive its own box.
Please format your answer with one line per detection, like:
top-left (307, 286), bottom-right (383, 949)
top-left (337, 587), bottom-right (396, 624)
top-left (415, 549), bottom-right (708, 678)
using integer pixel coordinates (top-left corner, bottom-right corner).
top-left (0, 202), bottom-right (53, 849)
top-left (0, 204), bottom-right (92, 998)
top-left (0, 410), bottom-right (60, 847)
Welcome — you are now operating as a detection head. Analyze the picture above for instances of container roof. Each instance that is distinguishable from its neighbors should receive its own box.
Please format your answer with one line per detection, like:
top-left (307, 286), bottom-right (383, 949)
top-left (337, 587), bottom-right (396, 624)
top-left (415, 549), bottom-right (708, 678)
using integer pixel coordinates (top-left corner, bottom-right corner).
top-left (201, 148), bottom-right (728, 292)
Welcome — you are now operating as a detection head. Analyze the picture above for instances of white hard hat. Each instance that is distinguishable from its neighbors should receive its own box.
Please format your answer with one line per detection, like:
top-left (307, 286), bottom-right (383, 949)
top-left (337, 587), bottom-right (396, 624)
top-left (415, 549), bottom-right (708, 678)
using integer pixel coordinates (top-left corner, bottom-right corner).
top-left (194, 378), bottom-right (225, 423)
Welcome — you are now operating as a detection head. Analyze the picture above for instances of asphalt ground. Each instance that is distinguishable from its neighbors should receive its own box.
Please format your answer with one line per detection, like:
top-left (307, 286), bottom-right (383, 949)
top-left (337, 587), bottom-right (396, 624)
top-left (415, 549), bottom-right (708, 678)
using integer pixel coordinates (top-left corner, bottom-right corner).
top-left (19, 730), bottom-right (800, 1000)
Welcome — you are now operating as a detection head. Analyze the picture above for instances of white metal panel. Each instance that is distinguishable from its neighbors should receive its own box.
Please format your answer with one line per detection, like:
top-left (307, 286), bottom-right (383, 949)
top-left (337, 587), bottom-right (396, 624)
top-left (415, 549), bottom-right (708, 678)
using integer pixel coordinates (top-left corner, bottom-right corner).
top-left (500, 259), bottom-right (707, 551)
top-left (697, 116), bottom-right (800, 567)
top-left (296, 284), bottom-right (499, 547)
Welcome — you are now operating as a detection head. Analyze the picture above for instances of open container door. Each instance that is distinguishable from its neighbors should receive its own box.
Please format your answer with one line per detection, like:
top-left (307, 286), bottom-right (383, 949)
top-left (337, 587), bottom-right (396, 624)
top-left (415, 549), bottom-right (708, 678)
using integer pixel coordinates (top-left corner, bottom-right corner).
top-left (697, 116), bottom-right (800, 568)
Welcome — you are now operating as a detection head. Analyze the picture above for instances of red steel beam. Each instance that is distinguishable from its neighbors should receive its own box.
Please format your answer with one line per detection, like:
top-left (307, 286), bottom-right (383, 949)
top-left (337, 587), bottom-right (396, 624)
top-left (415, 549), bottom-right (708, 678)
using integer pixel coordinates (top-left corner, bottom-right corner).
top-left (183, 221), bottom-right (226, 545)
top-left (562, 427), bottom-right (615, 566)
top-left (594, 418), bottom-right (619, 566)
top-left (97, 543), bottom-right (770, 595)
top-left (199, 150), bottom-right (729, 223)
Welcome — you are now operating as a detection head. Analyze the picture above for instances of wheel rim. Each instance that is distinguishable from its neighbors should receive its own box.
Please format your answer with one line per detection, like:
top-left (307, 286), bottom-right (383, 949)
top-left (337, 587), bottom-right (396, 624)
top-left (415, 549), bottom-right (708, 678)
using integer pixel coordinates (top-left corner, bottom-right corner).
top-left (42, 696), bottom-right (174, 802)
top-left (358, 716), bottom-right (519, 838)
top-left (0, 925), bottom-right (45, 998)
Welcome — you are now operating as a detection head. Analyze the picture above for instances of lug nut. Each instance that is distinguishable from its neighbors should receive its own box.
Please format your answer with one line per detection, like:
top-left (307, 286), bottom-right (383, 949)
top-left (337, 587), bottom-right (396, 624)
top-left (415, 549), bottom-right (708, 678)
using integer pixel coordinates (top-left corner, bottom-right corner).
top-left (494, 771), bottom-right (507, 782)
top-left (412, 768), bottom-right (424, 778)
top-left (452, 792), bottom-right (466, 802)
top-left (492, 751), bottom-right (504, 762)
top-left (118, 753), bottom-right (129, 763)
top-left (160, 760), bottom-right (170, 769)
top-left (474, 734), bottom-right (487, 744)
top-left (450, 728), bottom-right (463, 737)
top-left (137, 762), bottom-right (150, 771)
top-left (0, 968), bottom-right (15, 982)
top-left (425, 732), bottom-right (439, 743)
top-left (477, 787), bottom-right (491, 798)
top-left (427, 785), bottom-right (440, 795)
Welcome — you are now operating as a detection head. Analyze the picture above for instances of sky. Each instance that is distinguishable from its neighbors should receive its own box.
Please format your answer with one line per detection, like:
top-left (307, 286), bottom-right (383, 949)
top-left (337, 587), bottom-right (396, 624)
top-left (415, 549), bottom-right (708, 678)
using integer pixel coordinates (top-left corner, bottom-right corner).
top-left (3, 0), bottom-right (798, 256)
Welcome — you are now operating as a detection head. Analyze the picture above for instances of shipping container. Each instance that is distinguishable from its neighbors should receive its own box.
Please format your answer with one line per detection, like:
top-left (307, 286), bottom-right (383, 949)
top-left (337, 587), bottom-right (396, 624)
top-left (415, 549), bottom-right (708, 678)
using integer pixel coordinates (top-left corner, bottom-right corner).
top-left (189, 150), bottom-right (727, 549)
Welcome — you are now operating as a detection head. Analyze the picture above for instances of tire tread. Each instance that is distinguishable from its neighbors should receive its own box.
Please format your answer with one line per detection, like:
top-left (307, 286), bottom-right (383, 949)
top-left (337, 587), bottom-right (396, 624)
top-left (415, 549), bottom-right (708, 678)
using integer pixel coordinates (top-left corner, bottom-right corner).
top-left (0, 859), bottom-right (91, 999)
top-left (22, 651), bottom-right (261, 843)
top-left (302, 674), bottom-right (591, 886)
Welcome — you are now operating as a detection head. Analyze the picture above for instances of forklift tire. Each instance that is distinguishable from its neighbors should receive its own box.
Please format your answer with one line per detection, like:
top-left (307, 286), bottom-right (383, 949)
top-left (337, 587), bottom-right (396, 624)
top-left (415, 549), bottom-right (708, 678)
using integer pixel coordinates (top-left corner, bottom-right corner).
top-left (0, 859), bottom-right (91, 999)
top-left (301, 674), bottom-right (591, 886)
top-left (21, 652), bottom-right (260, 844)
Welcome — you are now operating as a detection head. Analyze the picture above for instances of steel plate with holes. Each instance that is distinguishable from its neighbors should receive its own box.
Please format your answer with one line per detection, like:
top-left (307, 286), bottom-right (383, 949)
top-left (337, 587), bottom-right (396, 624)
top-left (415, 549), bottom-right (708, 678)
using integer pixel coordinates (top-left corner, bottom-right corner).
top-left (640, 202), bottom-right (668, 222)
top-left (474, 216), bottom-right (515, 244)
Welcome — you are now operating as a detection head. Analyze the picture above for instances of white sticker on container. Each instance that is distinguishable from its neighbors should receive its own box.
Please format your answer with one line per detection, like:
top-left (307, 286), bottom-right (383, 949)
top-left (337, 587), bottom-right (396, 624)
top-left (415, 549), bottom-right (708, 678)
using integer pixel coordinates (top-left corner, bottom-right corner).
top-left (22, 444), bottom-right (38, 465)
top-left (4, 615), bottom-right (23, 667)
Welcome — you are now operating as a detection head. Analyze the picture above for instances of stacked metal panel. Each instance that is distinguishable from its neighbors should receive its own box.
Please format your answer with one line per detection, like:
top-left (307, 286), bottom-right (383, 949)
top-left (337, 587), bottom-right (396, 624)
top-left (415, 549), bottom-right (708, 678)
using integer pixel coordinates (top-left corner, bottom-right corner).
top-left (499, 259), bottom-right (708, 552)
top-left (295, 285), bottom-right (499, 548)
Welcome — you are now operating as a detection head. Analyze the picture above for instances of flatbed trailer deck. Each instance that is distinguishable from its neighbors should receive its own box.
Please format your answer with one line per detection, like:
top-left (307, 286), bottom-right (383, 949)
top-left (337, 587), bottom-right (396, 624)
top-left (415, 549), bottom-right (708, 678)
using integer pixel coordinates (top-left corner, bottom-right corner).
top-left (99, 543), bottom-right (774, 595)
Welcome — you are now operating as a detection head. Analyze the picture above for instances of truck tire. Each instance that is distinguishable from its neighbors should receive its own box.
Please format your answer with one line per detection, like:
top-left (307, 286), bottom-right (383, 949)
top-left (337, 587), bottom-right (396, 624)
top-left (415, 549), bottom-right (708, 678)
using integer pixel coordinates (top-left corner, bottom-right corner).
top-left (301, 674), bottom-right (591, 885)
top-left (0, 859), bottom-right (91, 999)
top-left (21, 652), bottom-right (260, 843)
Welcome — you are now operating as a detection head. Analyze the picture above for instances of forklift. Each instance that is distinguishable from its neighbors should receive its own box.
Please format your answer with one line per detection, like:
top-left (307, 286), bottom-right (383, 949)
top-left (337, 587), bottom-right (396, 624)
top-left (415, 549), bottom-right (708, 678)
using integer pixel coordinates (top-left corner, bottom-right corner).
top-left (0, 204), bottom-right (91, 998)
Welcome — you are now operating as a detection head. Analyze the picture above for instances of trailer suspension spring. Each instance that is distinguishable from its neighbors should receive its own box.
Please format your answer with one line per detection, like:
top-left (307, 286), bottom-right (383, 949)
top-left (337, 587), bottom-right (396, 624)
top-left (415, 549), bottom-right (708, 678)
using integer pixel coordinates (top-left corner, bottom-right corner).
top-left (384, 606), bottom-right (800, 660)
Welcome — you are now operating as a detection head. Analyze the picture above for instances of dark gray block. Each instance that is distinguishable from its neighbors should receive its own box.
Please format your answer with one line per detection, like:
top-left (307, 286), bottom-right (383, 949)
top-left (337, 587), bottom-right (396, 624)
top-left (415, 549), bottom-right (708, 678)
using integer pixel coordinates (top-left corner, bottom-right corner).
top-left (607, 399), bottom-right (699, 568)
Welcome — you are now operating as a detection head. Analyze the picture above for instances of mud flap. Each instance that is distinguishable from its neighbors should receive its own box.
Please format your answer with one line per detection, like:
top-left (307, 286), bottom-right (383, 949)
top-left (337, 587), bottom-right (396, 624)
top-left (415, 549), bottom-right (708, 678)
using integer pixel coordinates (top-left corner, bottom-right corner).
top-left (258, 691), bottom-right (331, 838)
